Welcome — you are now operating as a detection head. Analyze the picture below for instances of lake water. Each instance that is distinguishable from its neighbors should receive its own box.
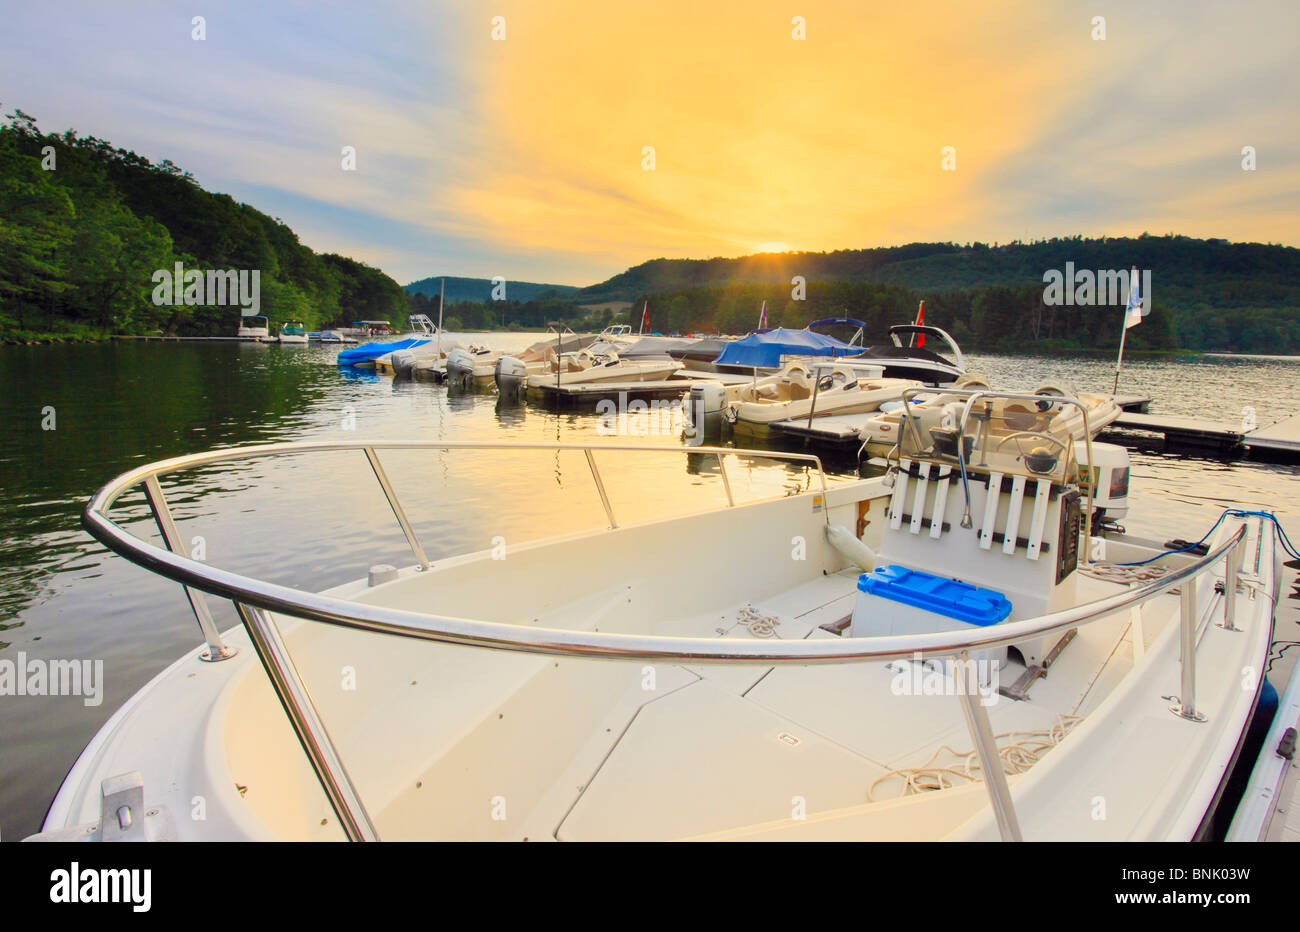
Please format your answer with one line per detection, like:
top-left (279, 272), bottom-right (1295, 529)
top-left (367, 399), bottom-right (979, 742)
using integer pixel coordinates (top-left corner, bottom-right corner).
top-left (1, 337), bottom-right (1298, 839)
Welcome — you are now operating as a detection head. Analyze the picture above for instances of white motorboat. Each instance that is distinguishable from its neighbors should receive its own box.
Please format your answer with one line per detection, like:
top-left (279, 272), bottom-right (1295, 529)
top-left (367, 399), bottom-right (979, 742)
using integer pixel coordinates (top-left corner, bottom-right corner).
top-left (857, 377), bottom-right (1121, 460)
top-left (277, 320), bottom-right (308, 344)
top-left (522, 347), bottom-right (683, 392)
top-left (444, 345), bottom-right (507, 388)
top-left (719, 361), bottom-right (921, 437)
top-left (39, 387), bottom-right (1286, 842)
top-left (236, 315), bottom-right (270, 341)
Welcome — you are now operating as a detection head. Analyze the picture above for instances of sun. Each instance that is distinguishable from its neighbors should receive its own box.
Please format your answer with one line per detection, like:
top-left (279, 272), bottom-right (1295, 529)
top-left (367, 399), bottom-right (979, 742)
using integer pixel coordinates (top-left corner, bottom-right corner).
top-left (754, 242), bottom-right (792, 254)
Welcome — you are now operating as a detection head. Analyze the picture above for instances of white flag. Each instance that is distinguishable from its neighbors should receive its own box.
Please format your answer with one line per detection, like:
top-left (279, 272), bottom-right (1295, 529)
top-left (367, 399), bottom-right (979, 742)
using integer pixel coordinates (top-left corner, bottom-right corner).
top-left (1124, 268), bottom-right (1143, 329)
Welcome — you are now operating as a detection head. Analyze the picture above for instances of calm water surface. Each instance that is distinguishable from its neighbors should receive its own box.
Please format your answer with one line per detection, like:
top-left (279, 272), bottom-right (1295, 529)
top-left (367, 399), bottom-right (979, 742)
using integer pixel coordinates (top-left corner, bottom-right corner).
top-left (1, 339), bottom-right (1298, 838)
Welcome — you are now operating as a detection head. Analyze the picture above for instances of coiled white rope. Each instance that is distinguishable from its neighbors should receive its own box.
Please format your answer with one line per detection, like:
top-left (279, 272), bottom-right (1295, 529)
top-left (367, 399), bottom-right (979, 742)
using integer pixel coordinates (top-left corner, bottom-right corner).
top-left (867, 714), bottom-right (1083, 801)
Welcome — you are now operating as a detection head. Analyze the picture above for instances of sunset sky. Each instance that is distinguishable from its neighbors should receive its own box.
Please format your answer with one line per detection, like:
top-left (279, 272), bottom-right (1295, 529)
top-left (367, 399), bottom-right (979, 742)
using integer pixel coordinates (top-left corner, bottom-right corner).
top-left (2, 0), bottom-right (1297, 285)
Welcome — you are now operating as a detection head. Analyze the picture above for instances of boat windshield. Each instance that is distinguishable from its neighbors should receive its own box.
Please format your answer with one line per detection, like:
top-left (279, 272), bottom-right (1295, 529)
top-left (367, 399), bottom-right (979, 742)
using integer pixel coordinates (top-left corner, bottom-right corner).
top-left (897, 394), bottom-right (1080, 484)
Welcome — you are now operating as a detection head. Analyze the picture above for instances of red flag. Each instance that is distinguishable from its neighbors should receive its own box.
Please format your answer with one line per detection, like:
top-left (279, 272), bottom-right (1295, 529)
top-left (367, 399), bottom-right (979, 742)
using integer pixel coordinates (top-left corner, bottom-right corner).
top-left (641, 301), bottom-right (649, 334)
top-left (914, 301), bottom-right (925, 347)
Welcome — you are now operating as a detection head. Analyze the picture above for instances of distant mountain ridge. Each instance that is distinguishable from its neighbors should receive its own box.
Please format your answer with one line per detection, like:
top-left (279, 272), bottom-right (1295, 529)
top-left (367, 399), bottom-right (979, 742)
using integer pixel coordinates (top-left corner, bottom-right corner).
top-left (405, 275), bottom-right (579, 304)
top-left (573, 236), bottom-right (1300, 310)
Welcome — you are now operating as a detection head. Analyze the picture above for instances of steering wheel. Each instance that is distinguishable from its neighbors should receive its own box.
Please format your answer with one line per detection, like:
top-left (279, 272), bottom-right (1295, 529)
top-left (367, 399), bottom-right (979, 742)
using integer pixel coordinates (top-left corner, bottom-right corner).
top-left (995, 430), bottom-right (1068, 470)
top-left (1034, 390), bottom-right (1063, 413)
top-left (817, 370), bottom-right (850, 391)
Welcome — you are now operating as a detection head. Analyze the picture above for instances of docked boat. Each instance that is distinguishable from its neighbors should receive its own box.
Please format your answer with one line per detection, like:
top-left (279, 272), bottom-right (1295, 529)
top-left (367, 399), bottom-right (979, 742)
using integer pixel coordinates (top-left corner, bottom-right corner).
top-left (523, 347), bottom-right (683, 392)
top-left (337, 315), bottom-right (447, 368)
top-left (711, 318), bottom-right (864, 375)
top-left (717, 361), bottom-right (921, 437)
top-left (493, 327), bottom-right (635, 395)
top-left (857, 378), bottom-right (1121, 460)
top-left (236, 315), bottom-right (271, 341)
top-left (669, 337), bottom-right (735, 372)
top-left (278, 320), bottom-right (308, 344)
top-left (841, 324), bottom-right (967, 385)
top-left (42, 386), bottom-right (1284, 841)
top-left (443, 345), bottom-right (501, 387)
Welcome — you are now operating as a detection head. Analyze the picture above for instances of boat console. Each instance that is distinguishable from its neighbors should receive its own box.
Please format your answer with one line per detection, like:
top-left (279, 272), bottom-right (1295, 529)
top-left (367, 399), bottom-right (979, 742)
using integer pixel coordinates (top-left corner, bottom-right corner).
top-left (856, 389), bottom-right (1107, 683)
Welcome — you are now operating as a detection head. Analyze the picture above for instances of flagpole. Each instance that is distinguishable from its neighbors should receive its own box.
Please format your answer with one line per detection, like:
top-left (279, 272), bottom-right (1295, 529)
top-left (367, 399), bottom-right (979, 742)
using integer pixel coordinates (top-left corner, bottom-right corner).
top-left (1113, 268), bottom-right (1138, 395)
top-left (437, 277), bottom-right (444, 357)
top-left (1112, 314), bottom-right (1128, 395)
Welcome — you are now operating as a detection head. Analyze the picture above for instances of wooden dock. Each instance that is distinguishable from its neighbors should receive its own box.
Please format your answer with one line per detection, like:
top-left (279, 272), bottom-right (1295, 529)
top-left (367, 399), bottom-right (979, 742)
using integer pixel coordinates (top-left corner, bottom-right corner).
top-left (1246, 414), bottom-right (1300, 455)
top-left (1104, 411), bottom-right (1300, 461)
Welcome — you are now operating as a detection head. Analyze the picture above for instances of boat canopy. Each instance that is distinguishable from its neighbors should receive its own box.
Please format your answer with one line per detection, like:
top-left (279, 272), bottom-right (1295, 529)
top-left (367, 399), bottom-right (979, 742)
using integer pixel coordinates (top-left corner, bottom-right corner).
top-left (713, 327), bottom-right (856, 368)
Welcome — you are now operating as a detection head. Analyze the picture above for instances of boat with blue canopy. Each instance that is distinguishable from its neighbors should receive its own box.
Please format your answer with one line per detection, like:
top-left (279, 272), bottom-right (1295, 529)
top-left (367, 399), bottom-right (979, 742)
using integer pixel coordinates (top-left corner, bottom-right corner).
top-left (337, 314), bottom-right (442, 367)
top-left (712, 318), bottom-right (864, 372)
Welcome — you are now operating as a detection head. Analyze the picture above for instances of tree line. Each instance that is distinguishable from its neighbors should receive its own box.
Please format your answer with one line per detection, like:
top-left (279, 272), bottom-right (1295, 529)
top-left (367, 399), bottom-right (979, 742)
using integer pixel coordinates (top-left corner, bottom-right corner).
top-left (0, 110), bottom-right (407, 341)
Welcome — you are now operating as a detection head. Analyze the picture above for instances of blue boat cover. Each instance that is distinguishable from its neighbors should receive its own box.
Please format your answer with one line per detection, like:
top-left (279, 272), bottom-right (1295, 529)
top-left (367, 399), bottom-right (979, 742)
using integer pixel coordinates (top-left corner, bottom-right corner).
top-left (337, 337), bottom-right (431, 366)
top-left (858, 565), bottom-right (1012, 626)
top-left (713, 327), bottom-right (856, 368)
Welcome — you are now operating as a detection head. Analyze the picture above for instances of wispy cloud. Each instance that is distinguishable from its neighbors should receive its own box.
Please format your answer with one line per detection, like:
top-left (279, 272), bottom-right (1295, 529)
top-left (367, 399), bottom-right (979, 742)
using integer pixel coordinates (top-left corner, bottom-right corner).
top-left (2, 0), bottom-right (1296, 287)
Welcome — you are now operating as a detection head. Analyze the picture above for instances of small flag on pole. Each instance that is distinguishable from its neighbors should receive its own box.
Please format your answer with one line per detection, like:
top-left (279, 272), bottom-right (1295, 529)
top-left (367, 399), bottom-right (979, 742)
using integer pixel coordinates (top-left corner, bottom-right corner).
top-left (641, 301), bottom-right (649, 334)
top-left (914, 301), bottom-right (925, 346)
top-left (1124, 268), bottom-right (1143, 329)
top-left (758, 300), bottom-right (767, 329)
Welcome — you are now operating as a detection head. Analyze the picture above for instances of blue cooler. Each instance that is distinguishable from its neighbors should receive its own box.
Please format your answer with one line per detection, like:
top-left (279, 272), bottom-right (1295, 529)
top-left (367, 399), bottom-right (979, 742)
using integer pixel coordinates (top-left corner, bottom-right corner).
top-left (851, 565), bottom-right (1013, 685)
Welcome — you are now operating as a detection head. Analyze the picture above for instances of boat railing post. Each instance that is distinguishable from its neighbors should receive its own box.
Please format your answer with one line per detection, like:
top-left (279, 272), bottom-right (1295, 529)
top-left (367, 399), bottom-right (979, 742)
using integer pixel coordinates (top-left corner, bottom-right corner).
top-left (716, 452), bottom-right (735, 507)
top-left (142, 475), bottom-right (237, 662)
top-left (1221, 532), bottom-right (1242, 632)
top-left (1170, 577), bottom-right (1207, 722)
top-left (953, 649), bottom-right (1022, 841)
top-left (363, 447), bottom-right (431, 570)
top-left (233, 601), bottom-right (379, 841)
top-left (584, 449), bottom-right (618, 528)
top-left (806, 364), bottom-right (824, 430)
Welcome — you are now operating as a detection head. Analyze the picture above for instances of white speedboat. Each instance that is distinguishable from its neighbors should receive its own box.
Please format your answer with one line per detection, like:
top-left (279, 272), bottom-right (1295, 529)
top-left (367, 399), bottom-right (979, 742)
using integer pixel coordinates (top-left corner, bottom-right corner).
top-left (444, 345), bottom-right (506, 388)
top-left (716, 361), bottom-right (920, 437)
top-left (858, 378), bottom-right (1121, 460)
top-left (522, 347), bottom-right (683, 392)
top-left (37, 391), bottom-right (1286, 841)
top-left (236, 315), bottom-right (270, 341)
top-left (277, 320), bottom-right (308, 344)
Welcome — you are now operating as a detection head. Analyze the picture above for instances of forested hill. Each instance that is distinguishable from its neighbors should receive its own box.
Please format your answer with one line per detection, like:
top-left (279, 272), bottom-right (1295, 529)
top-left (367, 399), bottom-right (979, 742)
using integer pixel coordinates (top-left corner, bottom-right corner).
top-left (0, 109), bottom-right (407, 340)
top-left (405, 276), bottom-right (579, 304)
top-left (578, 238), bottom-right (1300, 306)
top-left (584, 236), bottom-right (1300, 354)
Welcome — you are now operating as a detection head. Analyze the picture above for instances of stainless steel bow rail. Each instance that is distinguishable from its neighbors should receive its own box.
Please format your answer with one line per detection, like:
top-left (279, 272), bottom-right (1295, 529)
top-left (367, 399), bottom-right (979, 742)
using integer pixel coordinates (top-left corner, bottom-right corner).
top-left (82, 440), bottom-right (1251, 843)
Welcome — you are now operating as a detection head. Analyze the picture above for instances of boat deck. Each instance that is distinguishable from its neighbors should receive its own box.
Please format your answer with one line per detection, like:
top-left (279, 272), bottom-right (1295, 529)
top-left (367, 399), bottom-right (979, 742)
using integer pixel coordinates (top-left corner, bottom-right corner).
top-left (366, 566), bottom-right (1166, 841)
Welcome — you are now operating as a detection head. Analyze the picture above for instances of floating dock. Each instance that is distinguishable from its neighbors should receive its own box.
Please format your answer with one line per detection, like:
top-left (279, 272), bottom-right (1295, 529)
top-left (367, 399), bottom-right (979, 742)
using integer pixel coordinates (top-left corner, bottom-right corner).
top-left (1102, 411), bottom-right (1300, 461)
top-left (528, 372), bottom-right (752, 405)
top-left (772, 393), bottom-right (1154, 450)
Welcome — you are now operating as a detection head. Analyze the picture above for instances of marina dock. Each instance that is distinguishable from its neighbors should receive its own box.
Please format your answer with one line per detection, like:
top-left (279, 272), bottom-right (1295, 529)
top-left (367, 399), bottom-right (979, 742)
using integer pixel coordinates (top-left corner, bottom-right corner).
top-left (772, 393), bottom-right (1154, 451)
top-left (1105, 411), bottom-right (1300, 460)
top-left (529, 371), bottom-right (752, 405)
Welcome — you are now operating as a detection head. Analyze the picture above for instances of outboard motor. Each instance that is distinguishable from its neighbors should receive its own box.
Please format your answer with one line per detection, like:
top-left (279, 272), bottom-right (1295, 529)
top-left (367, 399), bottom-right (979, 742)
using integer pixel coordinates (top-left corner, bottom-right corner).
top-left (390, 350), bottom-right (415, 380)
top-left (1074, 441), bottom-right (1130, 521)
top-left (495, 355), bottom-right (527, 399)
top-left (687, 380), bottom-right (729, 440)
top-left (445, 347), bottom-right (475, 389)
